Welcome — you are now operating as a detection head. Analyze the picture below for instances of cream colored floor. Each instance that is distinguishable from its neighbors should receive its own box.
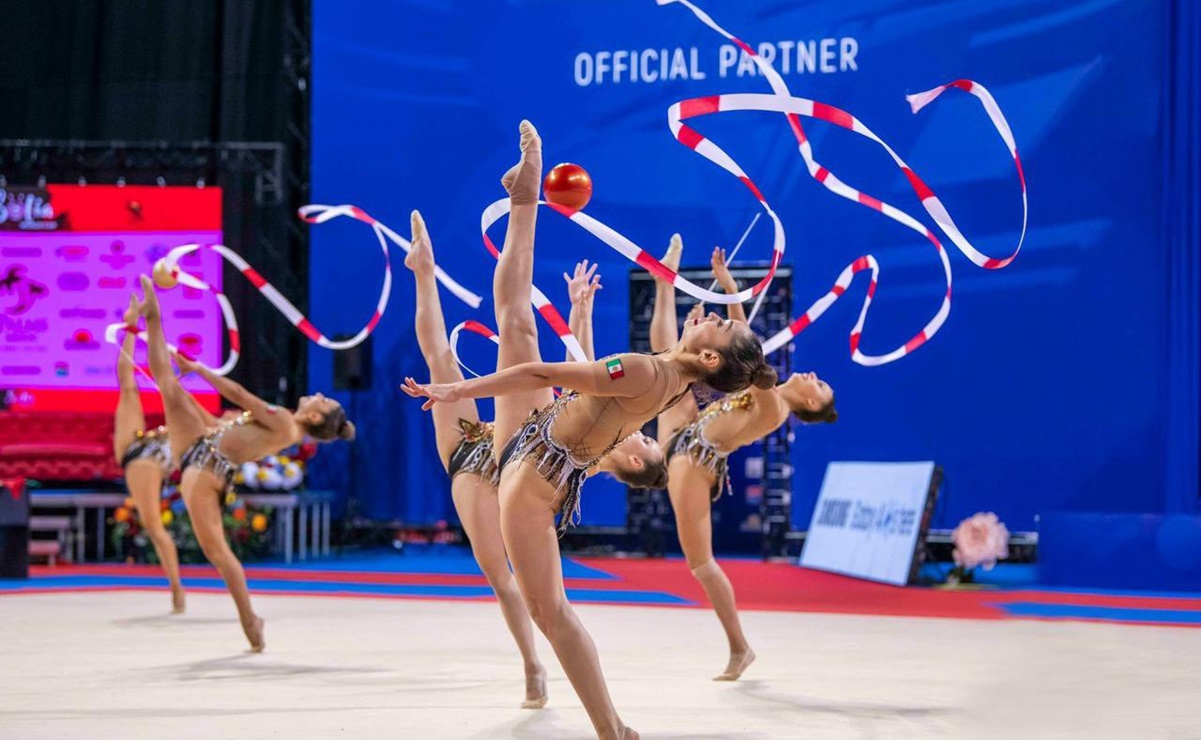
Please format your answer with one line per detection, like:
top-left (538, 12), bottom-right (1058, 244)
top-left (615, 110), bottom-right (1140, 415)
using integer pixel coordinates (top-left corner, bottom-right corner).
top-left (1, 591), bottom-right (1199, 739)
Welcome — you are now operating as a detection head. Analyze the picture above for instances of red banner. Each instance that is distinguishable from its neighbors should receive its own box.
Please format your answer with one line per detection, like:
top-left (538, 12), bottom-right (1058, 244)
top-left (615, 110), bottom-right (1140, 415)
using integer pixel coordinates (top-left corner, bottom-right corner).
top-left (0, 185), bottom-right (221, 233)
top-left (3, 388), bottom-right (220, 413)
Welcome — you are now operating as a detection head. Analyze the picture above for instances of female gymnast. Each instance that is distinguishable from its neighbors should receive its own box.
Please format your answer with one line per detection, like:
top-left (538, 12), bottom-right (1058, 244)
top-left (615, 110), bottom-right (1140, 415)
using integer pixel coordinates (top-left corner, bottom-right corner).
top-left (652, 235), bottom-right (837, 681)
top-left (402, 121), bottom-right (777, 740)
top-left (401, 210), bottom-right (606, 708)
top-left (112, 295), bottom-right (193, 613)
top-left (134, 275), bottom-right (355, 651)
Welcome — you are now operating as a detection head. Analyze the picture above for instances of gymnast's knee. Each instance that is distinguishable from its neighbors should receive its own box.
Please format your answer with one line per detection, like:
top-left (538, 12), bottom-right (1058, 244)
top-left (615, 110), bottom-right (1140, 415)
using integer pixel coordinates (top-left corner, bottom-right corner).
top-left (690, 558), bottom-right (721, 580)
top-left (525, 595), bottom-right (569, 638)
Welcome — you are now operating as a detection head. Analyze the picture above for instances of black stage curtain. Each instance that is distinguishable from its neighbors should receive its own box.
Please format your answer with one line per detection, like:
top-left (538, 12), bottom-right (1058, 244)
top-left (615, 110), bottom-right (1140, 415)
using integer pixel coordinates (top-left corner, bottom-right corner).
top-left (0, 0), bottom-right (285, 142)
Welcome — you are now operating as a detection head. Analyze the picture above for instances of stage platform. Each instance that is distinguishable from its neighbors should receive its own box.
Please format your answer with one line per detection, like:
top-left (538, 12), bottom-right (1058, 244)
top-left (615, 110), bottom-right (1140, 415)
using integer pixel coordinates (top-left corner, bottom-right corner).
top-left (2, 548), bottom-right (1199, 738)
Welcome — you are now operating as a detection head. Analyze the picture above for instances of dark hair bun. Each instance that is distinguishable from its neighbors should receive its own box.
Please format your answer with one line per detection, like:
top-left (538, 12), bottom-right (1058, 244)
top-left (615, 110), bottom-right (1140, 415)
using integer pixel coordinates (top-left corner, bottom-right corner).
top-left (338, 420), bottom-right (357, 442)
top-left (704, 329), bottom-right (773, 393)
top-left (650, 467), bottom-right (669, 490)
top-left (751, 364), bottom-right (778, 390)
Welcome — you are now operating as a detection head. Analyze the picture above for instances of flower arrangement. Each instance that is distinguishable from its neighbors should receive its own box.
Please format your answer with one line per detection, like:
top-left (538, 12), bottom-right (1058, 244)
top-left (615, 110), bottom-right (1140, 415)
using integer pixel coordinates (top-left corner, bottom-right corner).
top-left (947, 512), bottom-right (1010, 585)
top-left (235, 456), bottom-right (305, 491)
top-left (233, 441), bottom-right (316, 492)
top-left (111, 442), bottom-right (316, 563)
top-left (110, 489), bottom-right (275, 564)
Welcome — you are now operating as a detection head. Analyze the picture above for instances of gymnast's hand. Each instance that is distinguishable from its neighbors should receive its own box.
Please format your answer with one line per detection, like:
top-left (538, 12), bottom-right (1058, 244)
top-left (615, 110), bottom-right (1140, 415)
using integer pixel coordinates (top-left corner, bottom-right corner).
top-left (401, 377), bottom-right (461, 410)
top-left (711, 246), bottom-right (737, 293)
top-left (564, 259), bottom-right (602, 306)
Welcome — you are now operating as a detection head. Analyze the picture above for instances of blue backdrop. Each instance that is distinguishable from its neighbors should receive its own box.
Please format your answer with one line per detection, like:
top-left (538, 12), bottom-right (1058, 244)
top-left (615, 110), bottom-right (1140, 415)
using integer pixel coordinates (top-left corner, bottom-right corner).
top-left (308, 0), bottom-right (1185, 533)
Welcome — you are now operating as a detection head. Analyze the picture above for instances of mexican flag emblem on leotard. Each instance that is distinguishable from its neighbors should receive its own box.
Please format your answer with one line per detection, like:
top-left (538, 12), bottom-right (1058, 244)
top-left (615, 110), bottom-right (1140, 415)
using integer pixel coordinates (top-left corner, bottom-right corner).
top-left (605, 357), bottom-right (625, 380)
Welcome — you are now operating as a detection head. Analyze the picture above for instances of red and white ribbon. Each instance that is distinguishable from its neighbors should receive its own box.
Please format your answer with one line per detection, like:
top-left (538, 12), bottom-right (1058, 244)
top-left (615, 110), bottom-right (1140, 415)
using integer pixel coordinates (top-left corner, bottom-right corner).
top-left (301, 204), bottom-right (482, 310)
top-left (103, 263), bottom-right (242, 375)
top-left (105, 204), bottom-right (483, 375)
top-left (480, 194), bottom-right (784, 308)
top-left (448, 319), bottom-right (500, 378)
top-left (479, 200), bottom-right (589, 362)
top-left (448, 318), bottom-right (564, 399)
top-left (477, 0), bottom-right (1027, 366)
top-left (660, 0), bottom-right (1027, 365)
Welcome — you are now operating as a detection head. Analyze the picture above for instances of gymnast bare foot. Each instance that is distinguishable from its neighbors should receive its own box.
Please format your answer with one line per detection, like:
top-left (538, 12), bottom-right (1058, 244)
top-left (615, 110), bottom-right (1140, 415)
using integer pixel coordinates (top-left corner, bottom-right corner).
top-left (404, 210), bottom-right (434, 276)
top-left (243, 615), bottom-right (265, 653)
top-left (660, 232), bottom-right (684, 275)
top-left (620, 727), bottom-right (640, 739)
top-left (501, 120), bottom-right (543, 205)
top-left (136, 275), bottom-right (160, 321)
top-left (714, 647), bottom-right (756, 681)
top-left (521, 664), bottom-right (548, 709)
top-left (171, 587), bottom-right (186, 615)
top-left (122, 293), bottom-right (140, 330)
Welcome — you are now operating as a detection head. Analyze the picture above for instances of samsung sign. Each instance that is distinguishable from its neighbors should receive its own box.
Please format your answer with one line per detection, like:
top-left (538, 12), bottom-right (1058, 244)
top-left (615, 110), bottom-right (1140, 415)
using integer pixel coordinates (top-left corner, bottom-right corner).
top-left (801, 462), bottom-right (939, 586)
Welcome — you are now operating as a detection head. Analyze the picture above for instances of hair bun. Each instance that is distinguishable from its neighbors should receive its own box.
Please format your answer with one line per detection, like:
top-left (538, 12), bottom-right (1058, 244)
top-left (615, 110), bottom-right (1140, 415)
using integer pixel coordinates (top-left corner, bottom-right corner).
top-left (338, 420), bottom-right (357, 441)
top-left (751, 364), bottom-right (778, 390)
top-left (652, 468), bottom-right (670, 490)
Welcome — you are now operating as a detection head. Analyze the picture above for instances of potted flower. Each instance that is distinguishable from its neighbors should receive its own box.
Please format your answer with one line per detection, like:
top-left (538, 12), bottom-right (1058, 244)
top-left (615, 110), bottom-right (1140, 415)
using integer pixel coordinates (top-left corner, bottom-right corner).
top-left (947, 512), bottom-right (1010, 585)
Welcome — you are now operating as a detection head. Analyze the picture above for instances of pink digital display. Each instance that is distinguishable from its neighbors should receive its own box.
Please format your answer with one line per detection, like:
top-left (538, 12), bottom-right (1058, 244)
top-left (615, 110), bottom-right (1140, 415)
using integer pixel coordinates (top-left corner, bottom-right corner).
top-left (0, 185), bottom-right (224, 412)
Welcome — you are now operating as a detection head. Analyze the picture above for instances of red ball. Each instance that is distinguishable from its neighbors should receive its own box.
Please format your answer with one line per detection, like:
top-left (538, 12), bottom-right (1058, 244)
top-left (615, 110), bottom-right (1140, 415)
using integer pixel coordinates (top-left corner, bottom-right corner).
top-left (543, 163), bottom-right (592, 211)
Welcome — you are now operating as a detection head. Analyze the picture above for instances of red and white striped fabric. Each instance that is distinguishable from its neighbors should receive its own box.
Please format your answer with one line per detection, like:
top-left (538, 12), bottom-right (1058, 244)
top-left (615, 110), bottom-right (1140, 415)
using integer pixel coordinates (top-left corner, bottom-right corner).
top-left (103, 255), bottom-right (243, 375)
top-left (760, 256), bottom-right (880, 356)
top-left (477, 0), bottom-right (1027, 366)
top-left (480, 199), bottom-right (589, 362)
top-left (448, 319), bottom-right (500, 378)
top-left (480, 187), bottom-right (783, 308)
top-left (661, 0), bottom-right (1027, 365)
top-left (301, 204), bottom-right (482, 309)
top-left (104, 204), bottom-right (482, 375)
top-left (447, 319), bottom-right (563, 400)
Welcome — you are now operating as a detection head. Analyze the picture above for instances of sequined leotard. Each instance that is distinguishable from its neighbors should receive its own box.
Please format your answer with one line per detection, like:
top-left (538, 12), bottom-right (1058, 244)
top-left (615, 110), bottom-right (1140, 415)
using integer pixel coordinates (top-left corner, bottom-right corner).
top-left (447, 419), bottom-right (500, 487)
top-left (665, 390), bottom-right (755, 501)
top-left (179, 411), bottom-right (251, 491)
top-left (121, 426), bottom-right (173, 478)
top-left (500, 360), bottom-right (689, 537)
top-left (498, 393), bottom-right (611, 537)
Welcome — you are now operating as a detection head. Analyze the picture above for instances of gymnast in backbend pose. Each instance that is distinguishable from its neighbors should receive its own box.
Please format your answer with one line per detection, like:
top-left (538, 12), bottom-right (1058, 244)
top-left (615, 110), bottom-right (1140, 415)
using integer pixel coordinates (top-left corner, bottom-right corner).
top-left (113, 295), bottom-right (195, 613)
top-left (113, 296), bottom-right (252, 614)
top-left (402, 210), bottom-right (608, 708)
top-left (651, 235), bottom-right (837, 681)
top-left (133, 275), bottom-right (355, 651)
top-left (402, 121), bottom-right (777, 740)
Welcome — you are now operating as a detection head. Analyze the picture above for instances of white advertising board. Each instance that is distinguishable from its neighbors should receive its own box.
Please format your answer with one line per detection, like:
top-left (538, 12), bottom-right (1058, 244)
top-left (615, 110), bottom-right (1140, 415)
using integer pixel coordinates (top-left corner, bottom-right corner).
top-left (801, 461), bottom-right (937, 586)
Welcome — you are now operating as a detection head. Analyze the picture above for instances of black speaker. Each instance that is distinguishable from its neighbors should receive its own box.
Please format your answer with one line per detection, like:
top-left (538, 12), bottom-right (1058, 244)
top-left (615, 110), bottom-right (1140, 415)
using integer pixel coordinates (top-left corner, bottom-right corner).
top-left (333, 336), bottom-right (373, 391)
